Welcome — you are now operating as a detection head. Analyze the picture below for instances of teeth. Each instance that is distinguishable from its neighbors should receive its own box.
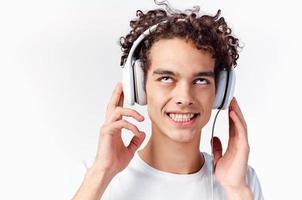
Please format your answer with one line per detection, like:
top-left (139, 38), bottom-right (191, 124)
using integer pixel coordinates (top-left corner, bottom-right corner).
top-left (168, 113), bottom-right (195, 122)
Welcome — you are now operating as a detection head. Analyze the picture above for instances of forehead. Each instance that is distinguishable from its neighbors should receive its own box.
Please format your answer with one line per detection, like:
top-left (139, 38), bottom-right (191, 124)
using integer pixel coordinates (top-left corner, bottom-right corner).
top-left (148, 37), bottom-right (215, 75)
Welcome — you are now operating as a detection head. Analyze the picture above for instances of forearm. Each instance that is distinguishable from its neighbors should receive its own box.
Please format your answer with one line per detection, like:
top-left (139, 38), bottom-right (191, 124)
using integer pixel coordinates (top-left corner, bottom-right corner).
top-left (72, 163), bottom-right (114, 200)
top-left (224, 185), bottom-right (253, 200)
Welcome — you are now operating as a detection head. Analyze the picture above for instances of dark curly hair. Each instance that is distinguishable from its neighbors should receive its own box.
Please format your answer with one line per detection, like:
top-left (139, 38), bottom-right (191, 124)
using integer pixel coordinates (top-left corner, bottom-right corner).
top-left (119, 3), bottom-right (241, 84)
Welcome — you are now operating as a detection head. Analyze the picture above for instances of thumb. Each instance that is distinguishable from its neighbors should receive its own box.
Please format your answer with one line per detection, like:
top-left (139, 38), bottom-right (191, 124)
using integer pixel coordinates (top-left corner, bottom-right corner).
top-left (127, 132), bottom-right (146, 155)
top-left (211, 136), bottom-right (223, 169)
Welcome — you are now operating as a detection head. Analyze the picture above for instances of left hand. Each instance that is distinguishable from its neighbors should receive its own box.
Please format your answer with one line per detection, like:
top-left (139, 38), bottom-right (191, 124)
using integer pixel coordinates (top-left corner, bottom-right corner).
top-left (212, 97), bottom-right (250, 190)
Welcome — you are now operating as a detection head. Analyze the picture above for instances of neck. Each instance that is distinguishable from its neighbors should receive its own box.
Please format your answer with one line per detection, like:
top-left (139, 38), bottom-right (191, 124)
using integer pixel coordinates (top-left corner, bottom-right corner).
top-left (138, 126), bottom-right (204, 174)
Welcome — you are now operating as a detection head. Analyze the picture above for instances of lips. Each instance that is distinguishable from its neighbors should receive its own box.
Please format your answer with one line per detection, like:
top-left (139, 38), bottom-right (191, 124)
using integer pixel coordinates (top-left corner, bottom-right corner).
top-left (166, 112), bottom-right (199, 122)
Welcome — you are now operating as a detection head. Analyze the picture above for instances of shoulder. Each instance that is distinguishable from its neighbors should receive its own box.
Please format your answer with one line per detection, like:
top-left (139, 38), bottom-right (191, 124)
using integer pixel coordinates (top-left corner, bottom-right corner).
top-left (246, 165), bottom-right (264, 200)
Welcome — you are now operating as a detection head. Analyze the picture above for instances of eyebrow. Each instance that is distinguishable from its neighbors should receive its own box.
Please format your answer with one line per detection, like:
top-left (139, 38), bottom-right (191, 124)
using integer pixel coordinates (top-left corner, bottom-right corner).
top-left (152, 68), bottom-right (215, 78)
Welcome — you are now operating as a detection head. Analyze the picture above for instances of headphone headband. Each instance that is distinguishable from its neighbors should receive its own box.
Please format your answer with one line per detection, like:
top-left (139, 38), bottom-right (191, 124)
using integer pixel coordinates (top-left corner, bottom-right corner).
top-left (121, 20), bottom-right (235, 109)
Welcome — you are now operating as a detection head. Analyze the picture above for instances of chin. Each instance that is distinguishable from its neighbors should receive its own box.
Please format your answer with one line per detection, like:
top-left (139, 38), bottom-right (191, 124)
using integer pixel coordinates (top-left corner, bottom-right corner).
top-left (165, 129), bottom-right (197, 143)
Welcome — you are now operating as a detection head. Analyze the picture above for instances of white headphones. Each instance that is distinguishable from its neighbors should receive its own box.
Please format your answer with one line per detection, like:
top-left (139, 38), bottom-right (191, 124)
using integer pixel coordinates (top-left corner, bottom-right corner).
top-left (122, 22), bottom-right (235, 110)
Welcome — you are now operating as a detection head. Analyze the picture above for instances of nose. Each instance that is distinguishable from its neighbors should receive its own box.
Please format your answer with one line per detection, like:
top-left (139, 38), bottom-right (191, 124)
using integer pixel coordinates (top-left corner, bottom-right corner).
top-left (174, 82), bottom-right (195, 106)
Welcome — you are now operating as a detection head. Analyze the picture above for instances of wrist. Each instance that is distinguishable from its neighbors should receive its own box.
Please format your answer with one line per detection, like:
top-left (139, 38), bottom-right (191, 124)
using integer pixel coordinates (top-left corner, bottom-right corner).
top-left (72, 163), bottom-right (115, 200)
top-left (224, 185), bottom-right (253, 200)
top-left (85, 161), bottom-right (115, 182)
top-left (83, 162), bottom-right (115, 191)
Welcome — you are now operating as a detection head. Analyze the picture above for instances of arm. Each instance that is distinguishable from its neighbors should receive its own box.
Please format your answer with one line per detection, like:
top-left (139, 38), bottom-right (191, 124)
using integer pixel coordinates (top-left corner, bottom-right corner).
top-left (211, 97), bottom-right (254, 200)
top-left (72, 82), bottom-right (146, 199)
top-left (224, 186), bottom-right (253, 200)
top-left (72, 163), bottom-right (114, 200)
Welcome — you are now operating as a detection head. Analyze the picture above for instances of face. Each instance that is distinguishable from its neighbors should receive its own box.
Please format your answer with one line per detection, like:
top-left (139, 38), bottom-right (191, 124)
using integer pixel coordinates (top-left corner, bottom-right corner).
top-left (145, 37), bottom-right (216, 143)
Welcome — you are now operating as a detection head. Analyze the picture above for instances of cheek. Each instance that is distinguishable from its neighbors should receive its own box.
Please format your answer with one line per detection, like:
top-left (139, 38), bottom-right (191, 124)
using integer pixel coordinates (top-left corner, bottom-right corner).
top-left (146, 82), bottom-right (158, 112)
top-left (145, 80), bottom-right (168, 104)
top-left (197, 86), bottom-right (215, 101)
top-left (146, 86), bottom-right (163, 123)
top-left (207, 90), bottom-right (216, 106)
top-left (145, 82), bottom-right (170, 118)
top-left (197, 88), bottom-right (215, 115)
top-left (205, 90), bottom-right (216, 115)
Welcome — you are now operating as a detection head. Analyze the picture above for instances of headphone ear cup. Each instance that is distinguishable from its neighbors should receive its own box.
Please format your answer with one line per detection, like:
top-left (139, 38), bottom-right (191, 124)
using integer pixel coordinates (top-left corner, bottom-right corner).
top-left (213, 70), bottom-right (228, 109)
top-left (122, 57), bottom-right (135, 105)
top-left (221, 69), bottom-right (236, 109)
top-left (133, 60), bottom-right (147, 105)
top-left (212, 69), bottom-right (236, 110)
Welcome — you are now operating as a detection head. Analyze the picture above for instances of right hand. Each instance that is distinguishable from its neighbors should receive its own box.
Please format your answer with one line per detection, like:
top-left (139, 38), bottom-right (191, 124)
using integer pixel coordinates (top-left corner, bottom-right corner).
top-left (93, 82), bottom-right (146, 176)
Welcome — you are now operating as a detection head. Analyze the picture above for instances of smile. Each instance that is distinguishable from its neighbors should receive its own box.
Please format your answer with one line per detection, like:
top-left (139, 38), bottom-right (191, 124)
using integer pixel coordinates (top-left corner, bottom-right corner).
top-left (167, 113), bottom-right (199, 123)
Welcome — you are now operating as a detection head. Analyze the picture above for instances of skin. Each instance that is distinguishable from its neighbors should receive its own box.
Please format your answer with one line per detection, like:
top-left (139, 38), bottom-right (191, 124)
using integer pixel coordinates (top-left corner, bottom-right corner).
top-left (72, 37), bottom-right (253, 200)
top-left (140, 38), bottom-right (252, 196)
top-left (138, 38), bottom-right (216, 174)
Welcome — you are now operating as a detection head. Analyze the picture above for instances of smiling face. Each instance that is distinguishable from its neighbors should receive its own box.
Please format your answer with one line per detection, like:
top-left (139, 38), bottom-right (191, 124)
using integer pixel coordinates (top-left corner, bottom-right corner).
top-left (145, 37), bottom-right (216, 143)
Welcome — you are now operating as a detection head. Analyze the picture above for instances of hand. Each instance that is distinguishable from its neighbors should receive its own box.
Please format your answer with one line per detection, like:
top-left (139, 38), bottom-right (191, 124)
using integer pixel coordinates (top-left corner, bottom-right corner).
top-left (94, 82), bottom-right (146, 176)
top-left (211, 97), bottom-right (250, 191)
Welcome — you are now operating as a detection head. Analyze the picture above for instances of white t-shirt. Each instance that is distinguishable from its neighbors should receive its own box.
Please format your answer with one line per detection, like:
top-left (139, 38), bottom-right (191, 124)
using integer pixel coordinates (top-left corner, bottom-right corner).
top-left (70, 151), bottom-right (264, 200)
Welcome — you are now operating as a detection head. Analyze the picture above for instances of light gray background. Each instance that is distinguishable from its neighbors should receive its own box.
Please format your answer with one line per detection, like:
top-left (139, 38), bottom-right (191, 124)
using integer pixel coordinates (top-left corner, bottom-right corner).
top-left (0, 0), bottom-right (301, 199)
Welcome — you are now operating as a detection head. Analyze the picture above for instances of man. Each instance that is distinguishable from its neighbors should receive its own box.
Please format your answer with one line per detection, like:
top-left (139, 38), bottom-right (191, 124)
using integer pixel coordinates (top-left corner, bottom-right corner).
top-left (72, 4), bottom-right (263, 200)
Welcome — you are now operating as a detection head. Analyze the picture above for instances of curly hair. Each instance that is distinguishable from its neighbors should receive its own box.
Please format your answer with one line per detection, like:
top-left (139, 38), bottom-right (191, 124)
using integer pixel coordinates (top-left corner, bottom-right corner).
top-left (119, 5), bottom-right (241, 83)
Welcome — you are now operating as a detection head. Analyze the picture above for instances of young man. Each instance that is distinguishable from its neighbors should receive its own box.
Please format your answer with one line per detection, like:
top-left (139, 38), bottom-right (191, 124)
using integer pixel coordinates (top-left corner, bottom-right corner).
top-left (72, 5), bottom-right (263, 200)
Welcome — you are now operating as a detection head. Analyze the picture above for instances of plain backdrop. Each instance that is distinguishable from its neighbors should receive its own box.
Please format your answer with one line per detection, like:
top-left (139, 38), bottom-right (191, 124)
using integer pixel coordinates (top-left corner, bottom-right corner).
top-left (0, 0), bottom-right (301, 199)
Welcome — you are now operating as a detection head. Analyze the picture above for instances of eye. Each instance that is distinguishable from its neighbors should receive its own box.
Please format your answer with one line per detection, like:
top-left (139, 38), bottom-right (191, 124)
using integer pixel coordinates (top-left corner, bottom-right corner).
top-left (158, 76), bottom-right (173, 83)
top-left (195, 78), bottom-right (209, 85)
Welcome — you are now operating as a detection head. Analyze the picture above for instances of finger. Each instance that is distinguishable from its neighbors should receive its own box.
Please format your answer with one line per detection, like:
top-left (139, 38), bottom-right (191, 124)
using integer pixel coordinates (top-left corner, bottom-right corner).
top-left (229, 97), bottom-right (247, 128)
top-left (228, 107), bottom-right (237, 140)
top-left (228, 110), bottom-right (250, 159)
top-left (118, 89), bottom-right (124, 107)
top-left (127, 132), bottom-right (146, 155)
top-left (211, 136), bottom-right (223, 168)
top-left (109, 119), bottom-right (142, 137)
top-left (106, 82), bottom-right (123, 118)
top-left (228, 97), bottom-right (247, 139)
top-left (106, 107), bottom-right (145, 124)
top-left (229, 110), bottom-right (248, 140)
